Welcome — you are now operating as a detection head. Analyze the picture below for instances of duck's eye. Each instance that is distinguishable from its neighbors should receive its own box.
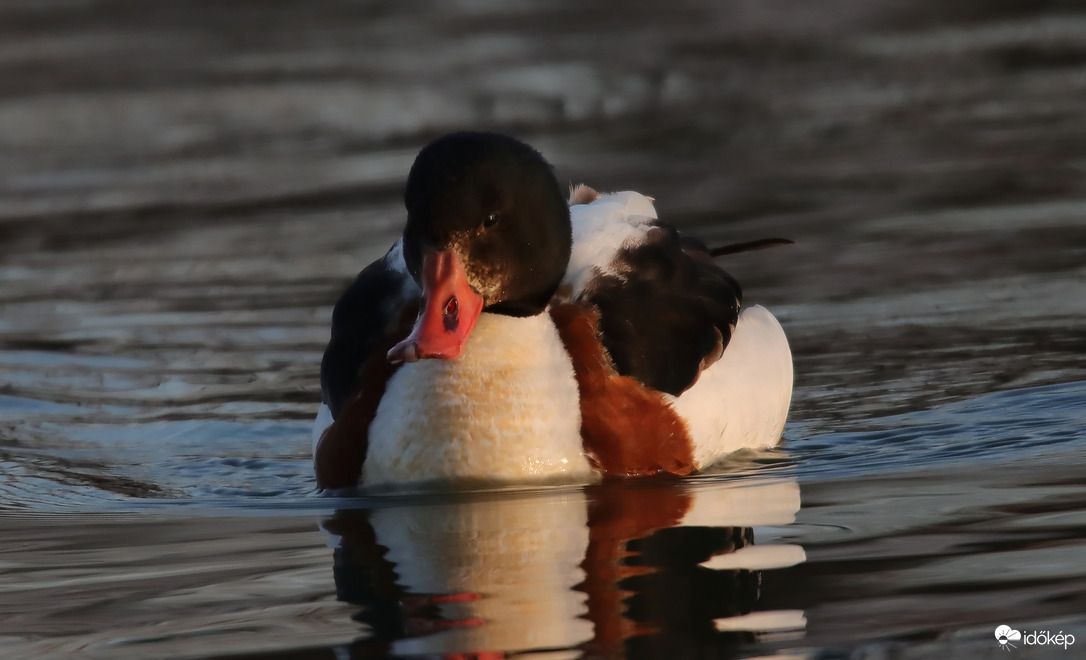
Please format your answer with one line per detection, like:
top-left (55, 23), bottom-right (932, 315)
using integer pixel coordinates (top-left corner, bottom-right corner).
top-left (482, 212), bottom-right (499, 229)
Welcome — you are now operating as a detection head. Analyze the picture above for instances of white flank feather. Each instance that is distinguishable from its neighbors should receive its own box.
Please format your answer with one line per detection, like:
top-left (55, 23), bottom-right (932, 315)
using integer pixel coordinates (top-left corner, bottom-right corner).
top-left (667, 305), bottom-right (793, 467)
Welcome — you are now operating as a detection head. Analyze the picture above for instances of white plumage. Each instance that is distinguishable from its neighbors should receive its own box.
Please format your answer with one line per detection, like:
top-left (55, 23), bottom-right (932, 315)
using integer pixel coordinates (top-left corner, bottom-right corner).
top-left (363, 312), bottom-right (592, 485)
top-left (668, 305), bottom-right (793, 467)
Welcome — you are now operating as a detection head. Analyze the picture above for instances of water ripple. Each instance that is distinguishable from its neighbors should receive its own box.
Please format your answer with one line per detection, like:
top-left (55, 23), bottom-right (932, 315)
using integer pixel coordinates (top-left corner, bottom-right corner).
top-left (788, 380), bottom-right (1086, 479)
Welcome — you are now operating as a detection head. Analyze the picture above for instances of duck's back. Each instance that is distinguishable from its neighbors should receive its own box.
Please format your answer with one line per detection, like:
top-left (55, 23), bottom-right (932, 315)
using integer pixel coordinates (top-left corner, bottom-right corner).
top-left (563, 189), bottom-right (743, 397)
top-left (561, 188), bottom-right (792, 468)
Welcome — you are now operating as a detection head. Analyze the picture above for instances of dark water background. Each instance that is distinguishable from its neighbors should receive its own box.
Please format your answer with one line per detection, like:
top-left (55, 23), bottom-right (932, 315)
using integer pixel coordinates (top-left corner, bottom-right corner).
top-left (1, 1), bottom-right (1085, 658)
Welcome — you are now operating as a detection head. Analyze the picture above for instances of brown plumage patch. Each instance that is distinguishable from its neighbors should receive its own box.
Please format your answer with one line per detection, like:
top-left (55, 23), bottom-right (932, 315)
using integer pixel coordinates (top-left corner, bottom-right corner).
top-left (314, 304), bottom-right (416, 490)
top-left (550, 303), bottom-right (695, 477)
top-left (568, 183), bottom-right (602, 205)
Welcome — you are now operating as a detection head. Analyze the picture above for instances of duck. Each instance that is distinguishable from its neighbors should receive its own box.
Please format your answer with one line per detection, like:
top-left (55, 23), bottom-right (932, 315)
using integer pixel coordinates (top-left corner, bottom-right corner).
top-left (313, 131), bottom-right (793, 490)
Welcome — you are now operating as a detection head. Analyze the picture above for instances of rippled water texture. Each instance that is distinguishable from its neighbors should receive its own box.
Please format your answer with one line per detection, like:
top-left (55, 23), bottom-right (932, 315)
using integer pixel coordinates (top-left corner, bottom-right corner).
top-left (2, 1), bottom-right (1085, 658)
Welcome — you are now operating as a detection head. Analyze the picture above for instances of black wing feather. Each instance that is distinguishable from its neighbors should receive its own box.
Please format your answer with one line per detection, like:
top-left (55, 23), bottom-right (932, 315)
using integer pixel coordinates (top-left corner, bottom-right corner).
top-left (581, 225), bottom-right (742, 396)
top-left (320, 245), bottom-right (416, 418)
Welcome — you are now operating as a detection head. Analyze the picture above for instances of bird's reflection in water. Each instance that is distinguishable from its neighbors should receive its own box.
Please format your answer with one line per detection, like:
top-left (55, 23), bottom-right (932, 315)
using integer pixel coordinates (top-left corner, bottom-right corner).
top-left (322, 475), bottom-right (804, 659)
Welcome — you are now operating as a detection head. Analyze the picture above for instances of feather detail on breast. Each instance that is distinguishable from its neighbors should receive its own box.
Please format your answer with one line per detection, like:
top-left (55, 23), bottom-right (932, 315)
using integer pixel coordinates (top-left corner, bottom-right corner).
top-left (550, 303), bottom-right (694, 477)
top-left (364, 313), bottom-right (590, 485)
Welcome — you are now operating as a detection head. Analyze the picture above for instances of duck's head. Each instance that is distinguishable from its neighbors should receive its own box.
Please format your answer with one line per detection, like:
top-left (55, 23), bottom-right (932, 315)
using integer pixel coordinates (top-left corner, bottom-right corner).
top-left (388, 132), bottom-right (572, 363)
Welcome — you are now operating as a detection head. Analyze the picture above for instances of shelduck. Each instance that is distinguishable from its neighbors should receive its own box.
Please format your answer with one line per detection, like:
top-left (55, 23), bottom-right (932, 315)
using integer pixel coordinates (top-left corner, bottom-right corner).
top-left (314, 132), bottom-right (792, 489)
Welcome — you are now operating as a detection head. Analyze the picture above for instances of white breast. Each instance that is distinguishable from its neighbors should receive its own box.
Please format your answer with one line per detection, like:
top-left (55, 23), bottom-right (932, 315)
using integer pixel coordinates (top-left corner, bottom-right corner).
top-left (364, 313), bottom-right (592, 485)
